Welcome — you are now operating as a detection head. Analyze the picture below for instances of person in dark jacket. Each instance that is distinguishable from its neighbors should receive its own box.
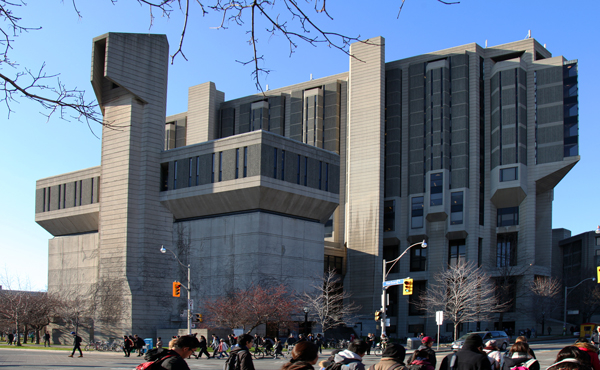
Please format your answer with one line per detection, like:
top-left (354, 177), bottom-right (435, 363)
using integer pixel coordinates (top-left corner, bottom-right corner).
top-left (511, 336), bottom-right (536, 359)
top-left (502, 342), bottom-right (539, 370)
top-left (153, 334), bottom-right (200, 370)
top-left (134, 334), bottom-right (146, 356)
top-left (408, 336), bottom-right (436, 369)
top-left (229, 334), bottom-right (255, 370)
top-left (195, 335), bottom-right (210, 359)
top-left (439, 334), bottom-right (491, 370)
top-left (68, 331), bottom-right (83, 358)
top-left (371, 343), bottom-right (406, 370)
top-left (123, 335), bottom-right (133, 357)
top-left (280, 340), bottom-right (319, 370)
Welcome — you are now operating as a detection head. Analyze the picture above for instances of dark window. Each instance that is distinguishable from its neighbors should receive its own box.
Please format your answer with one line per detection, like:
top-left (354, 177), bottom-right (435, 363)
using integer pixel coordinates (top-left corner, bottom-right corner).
top-left (235, 149), bottom-right (239, 179)
top-left (79, 180), bottom-right (82, 206)
top-left (160, 163), bottom-right (169, 191)
top-left (58, 184), bottom-right (61, 210)
top-left (325, 163), bottom-right (329, 192)
top-left (430, 172), bottom-right (443, 206)
top-left (411, 197), bottom-right (424, 229)
top-left (383, 200), bottom-right (395, 232)
top-left (497, 207), bottom-right (519, 227)
top-left (304, 157), bottom-right (308, 186)
top-left (596, 237), bottom-right (600, 247)
top-left (409, 324), bottom-right (425, 336)
top-left (281, 150), bottom-right (285, 180)
top-left (219, 152), bottom-right (223, 182)
top-left (274, 148), bottom-right (278, 179)
top-left (408, 280), bottom-right (427, 316)
top-left (174, 160), bottom-right (178, 188)
top-left (188, 158), bottom-right (192, 187)
top-left (595, 250), bottom-right (600, 266)
top-left (324, 214), bottom-right (333, 238)
top-left (563, 240), bottom-right (582, 287)
top-left (211, 154), bottom-right (214, 183)
top-left (324, 255), bottom-right (343, 274)
top-left (90, 178), bottom-right (94, 204)
top-left (410, 247), bottom-right (427, 272)
top-left (449, 240), bottom-right (466, 267)
top-left (196, 156), bottom-right (199, 185)
top-left (297, 155), bottom-right (301, 184)
top-left (496, 233), bottom-right (518, 267)
top-left (500, 167), bottom-right (517, 182)
top-left (43, 188), bottom-right (46, 212)
top-left (496, 277), bottom-right (517, 312)
top-left (243, 147), bottom-right (248, 177)
top-left (47, 187), bottom-right (51, 210)
top-left (450, 192), bottom-right (463, 225)
top-left (63, 183), bottom-right (66, 209)
top-left (318, 161), bottom-right (322, 190)
top-left (478, 238), bottom-right (483, 267)
top-left (383, 244), bottom-right (400, 274)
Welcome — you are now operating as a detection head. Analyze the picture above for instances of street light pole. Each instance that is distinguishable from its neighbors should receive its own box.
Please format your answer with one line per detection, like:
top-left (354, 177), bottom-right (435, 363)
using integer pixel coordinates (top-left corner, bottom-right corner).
top-left (381, 240), bottom-right (427, 337)
top-left (161, 245), bottom-right (192, 334)
top-left (563, 277), bottom-right (596, 336)
top-left (303, 307), bottom-right (309, 336)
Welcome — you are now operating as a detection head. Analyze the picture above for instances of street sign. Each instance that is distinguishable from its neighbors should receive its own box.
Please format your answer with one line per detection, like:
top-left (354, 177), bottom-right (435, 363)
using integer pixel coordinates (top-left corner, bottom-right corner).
top-left (385, 318), bottom-right (390, 327)
top-left (188, 299), bottom-right (194, 310)
top-left (383, 279), bottom-right (404, 287)
top-left (436, 311), bottom-right (444, 325)
top-left (568, 310), bottom-right (579, 315)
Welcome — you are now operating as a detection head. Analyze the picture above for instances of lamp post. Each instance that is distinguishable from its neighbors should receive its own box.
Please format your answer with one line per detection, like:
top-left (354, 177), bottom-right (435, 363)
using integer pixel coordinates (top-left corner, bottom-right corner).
top-left (563, 277), bottom-right (596, 335)
top-left (303, 307), bottom-right (309, 336)
top-left (381, 240), bottom-right (427, 337)
top-left (160, 245), bottom-right (192, 334)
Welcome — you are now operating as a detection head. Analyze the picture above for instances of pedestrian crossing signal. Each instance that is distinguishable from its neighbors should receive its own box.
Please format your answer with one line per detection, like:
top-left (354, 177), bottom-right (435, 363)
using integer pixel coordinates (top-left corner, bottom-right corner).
top-left (195, 313), bottom-right (203, 323)
top-left (173, 281), bottom-right (181, 297)
top-left (374, 310), bottom-right (382, 321)
top-left (403, 278), bottom-right (413, 295)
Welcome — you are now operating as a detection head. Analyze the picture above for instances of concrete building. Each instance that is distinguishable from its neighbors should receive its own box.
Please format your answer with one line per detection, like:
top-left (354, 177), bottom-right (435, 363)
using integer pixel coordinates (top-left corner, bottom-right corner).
top-left (35, 33), bottom-right (579, 339)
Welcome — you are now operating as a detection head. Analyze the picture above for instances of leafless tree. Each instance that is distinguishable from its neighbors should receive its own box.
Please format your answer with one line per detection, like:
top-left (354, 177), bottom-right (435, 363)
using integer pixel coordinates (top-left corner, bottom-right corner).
top-left (300, 267), bottom-right (360, 334)
top-left (528, 276), bottom-right (561, 335)
top-left (22, 292), bottom-right (62, 344)
top-left (1, 1), bottom-right (459, 129)
top-left (493, 264), bottom-right (532, 331)
top-left (416, 261), bottom-right (508, 341)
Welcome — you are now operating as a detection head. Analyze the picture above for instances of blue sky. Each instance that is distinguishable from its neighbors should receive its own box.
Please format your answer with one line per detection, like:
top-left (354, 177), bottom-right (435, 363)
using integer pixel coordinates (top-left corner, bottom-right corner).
top-left (1, 0), bottom-right (598, 290)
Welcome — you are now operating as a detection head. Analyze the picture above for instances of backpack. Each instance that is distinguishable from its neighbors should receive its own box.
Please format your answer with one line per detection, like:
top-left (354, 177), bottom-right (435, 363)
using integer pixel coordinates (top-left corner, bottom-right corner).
top-left (135, 354), bottom-right (175, 370)
top-left (510, 359), bottom-right (538, 370)
top-left (75, 336), bottom-right (82, 344)
top-left (224, 349), bottom-right (248, 370)
top-left (407, 362), bottom-right (429, 370)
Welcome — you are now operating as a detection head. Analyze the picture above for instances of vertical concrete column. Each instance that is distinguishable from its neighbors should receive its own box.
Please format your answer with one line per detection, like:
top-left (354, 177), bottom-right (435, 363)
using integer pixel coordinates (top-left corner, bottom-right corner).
top-left (92, 33), bottom-right (173, 337)
top-left (187, 82), bottom-right (225, 144)
top-left (346, 37), bottom-right (385, 316)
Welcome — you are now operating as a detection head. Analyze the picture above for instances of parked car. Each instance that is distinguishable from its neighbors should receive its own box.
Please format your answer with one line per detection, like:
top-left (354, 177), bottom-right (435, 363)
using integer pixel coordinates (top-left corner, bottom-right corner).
top-left (451, 331), bottom-right (510, 351)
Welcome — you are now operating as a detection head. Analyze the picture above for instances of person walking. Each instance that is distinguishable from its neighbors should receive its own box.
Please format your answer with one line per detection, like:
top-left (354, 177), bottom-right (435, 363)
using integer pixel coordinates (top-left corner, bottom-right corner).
top-left (332, 339), bottom-right (369, 370)
top-left (43, 331), bottom-right (51, 347)
top-left (146, 334), bottom-right (201, 370)
top-left (439, 334), bottom-right (491, 370)
top-left (134, 334), bottom-right (146, 356)
top-left (7, 332), bottom-right (13, 345)
top-left (196, 335), bottom-right (211, 359)
top-left (68, 331), bottom-right (83, 358)
top-left (407, 336), bottom-right (436, 369)
top-left (228, 334), bottom-right (256, 370)
top-left (366, 333), bottom-right (375, 356)
top-left (157, 337), bottom-right (163, 349)
top-left (123, 335), bottom-right (134, 357)
top-left (371, 343), bottom-right (407, 370)
top-left (280, 340), bottom-right (319, 370)
top-left (211, 334), bottom-right (220, 358)
top-left (217, 338), bottom-right (230, 359)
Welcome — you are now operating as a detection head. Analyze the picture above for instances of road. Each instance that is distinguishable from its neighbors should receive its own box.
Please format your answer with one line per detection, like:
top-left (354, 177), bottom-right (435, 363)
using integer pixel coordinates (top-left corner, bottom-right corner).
top-left (0, 340), bottom-right (578, 370)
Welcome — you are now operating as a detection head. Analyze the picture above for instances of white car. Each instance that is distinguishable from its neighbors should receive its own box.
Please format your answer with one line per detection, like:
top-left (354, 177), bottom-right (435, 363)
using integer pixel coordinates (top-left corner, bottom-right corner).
top-left (451, 331), bottom-right (510, 351)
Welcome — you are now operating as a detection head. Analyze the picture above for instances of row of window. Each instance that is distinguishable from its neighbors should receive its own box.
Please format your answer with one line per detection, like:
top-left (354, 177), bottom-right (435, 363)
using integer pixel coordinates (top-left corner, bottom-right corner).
top-left (41, 178), bottom-right (95, 212)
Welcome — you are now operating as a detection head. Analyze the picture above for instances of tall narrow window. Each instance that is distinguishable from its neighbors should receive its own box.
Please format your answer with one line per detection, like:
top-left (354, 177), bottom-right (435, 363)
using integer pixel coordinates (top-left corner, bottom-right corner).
top-left (196, 156), bottom-right (200, 185)
top-left (188, 158), bottom-right (193, 187)
top-left (79, 180), bottom-right (82, 206)
top-left (174, 161), bottom-right (178, 188)
top-left (235, 148), bottom-right (240, 179)
top-left (47, 187), bottom-right (51, 211)
top-left (297, 154), bottom-right (301, 184)
top-left (58, 185), bottom-right (61, 210)
top-left (43, 188), bottom-right (46, 212)
top-left (243, 147), bottom-right (248, 177)
top-left (281, 150), bottom-right (285, 180)
top-left (318, 161), bottom-right (322, 190)
top-left (273, 148), bottom-right (278, 179)
top-left (219, 152), bottom-right (223, 182)
top-left (411, 197), bottom-right (424, 229)
top-left (449, 240), bottom-right (466, 266)
top-left (430, 173), bottom-right (443, 206)
top-left (304, 157), bottom-right (308, 186)
top-left (211, 154), bottom-right (215, 183)
top-left (410, 247), bottom-right (427, 272)
top-left (450, 192), bottom-right (463, 225)
top-left (325, 163), bottom-right (329, 192)
top-left (383, 200), bottom-right (395, 232)
top-left (497, 233), bottom-right (518, 267)
top-left (63, 183), bottom-right (66, 209)
top-left (73, 181), bottom-right (77, 207)
top-left (90, 178), bottom-right (94, 204)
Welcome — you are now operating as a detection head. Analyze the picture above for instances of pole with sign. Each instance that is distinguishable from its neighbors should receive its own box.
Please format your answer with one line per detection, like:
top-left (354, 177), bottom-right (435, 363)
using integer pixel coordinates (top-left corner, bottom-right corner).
top-left (435, 311), bottom-right (443, 351)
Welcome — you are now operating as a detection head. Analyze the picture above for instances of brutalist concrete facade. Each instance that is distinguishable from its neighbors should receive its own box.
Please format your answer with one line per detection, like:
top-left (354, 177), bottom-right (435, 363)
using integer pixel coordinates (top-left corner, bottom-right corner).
top-left (35, 33), bottom-right (578, 339)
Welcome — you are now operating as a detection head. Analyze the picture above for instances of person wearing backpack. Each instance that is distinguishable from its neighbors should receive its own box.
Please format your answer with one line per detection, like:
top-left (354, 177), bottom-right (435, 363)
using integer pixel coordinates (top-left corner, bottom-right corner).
top-left (138, 334), bottom-right (200, 370)
top-left (330, 339), bottom-right (369, 370)
top-left (369, 343), bottom-right (406, 370)
top-left (501, 342), bottom-right (539, 370)
top-left (68, 331), bottom-right (83, 358)
top-left (226, 334), bottom-right (255, 370)
top-left (407, 337), bottom-right (436, 369)
top-left (124, 335), bottom-right (134, 357)
top-left (195, 335), bottom-right (211, 359)
top-left (439, 334), bottom-right (491, 370)
top-left (407, 349), bottom-right (434, 370)
top-left (217, 339), bottom-right (230, 359)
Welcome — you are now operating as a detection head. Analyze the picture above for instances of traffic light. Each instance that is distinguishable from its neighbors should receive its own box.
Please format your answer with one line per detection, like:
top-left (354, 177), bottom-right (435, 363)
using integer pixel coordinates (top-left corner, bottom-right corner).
top-left (195, 313), bottom-right (203, 323)
top-left (403, 278), bottom-right (413, 295)
top-left (172, 281), bottom-right (181, 297)
top-left (374, 310), bottom-right (382, 322)
top-left (597, 267), bottom-right (600, 283)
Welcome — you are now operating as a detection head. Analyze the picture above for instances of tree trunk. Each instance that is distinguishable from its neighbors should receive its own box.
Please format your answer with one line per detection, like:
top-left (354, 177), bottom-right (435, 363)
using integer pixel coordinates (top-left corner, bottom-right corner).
top-left (23, 325), bottom-right (28, 344)
top-left (15, 317), bottom-right (21, 346)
